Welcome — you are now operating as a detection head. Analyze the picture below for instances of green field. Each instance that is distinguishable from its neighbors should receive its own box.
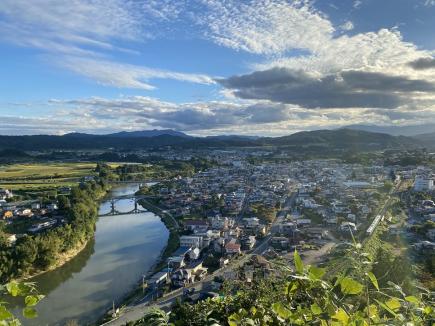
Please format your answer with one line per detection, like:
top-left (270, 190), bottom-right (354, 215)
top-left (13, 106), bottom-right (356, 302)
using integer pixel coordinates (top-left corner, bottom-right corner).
top-left (0, 162), bottom-right (102, 190)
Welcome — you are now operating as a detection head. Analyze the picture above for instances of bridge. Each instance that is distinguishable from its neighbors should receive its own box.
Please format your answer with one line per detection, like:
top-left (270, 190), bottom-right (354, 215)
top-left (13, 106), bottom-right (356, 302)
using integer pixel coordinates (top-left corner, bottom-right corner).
top-left (99, 195), bottom-right (149, 216)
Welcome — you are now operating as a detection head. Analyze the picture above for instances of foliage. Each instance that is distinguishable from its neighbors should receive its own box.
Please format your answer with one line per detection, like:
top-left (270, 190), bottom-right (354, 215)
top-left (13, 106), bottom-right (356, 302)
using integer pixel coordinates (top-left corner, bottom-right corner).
top-left (139, 245), bottom-right (434, 325)
top-left (0, 280), bottom-right (43, 325)
top-left (250, 204), bottom-right (276, 223)
top-left (0, 179), bottom-right (109, 282)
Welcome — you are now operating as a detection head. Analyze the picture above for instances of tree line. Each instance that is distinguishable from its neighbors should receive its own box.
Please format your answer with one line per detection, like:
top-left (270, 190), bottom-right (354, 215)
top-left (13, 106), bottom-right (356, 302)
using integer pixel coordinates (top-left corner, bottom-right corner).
top-left (0, 179), bottom-right (109, 282)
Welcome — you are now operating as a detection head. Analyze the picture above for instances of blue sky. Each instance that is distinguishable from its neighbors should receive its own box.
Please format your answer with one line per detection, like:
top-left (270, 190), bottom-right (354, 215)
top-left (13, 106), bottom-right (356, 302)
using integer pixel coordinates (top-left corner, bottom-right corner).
top-left (0, 0), bottom-right (435, 136)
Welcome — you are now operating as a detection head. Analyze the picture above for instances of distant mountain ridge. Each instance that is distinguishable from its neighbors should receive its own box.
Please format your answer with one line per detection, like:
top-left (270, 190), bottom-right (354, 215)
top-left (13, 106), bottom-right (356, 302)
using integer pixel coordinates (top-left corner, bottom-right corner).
top-left (344, 124), bottom-right (435, 136)
top-left (412, 131), bottom-right (435, 147)
top-left (107, 129), bottom-right (190, 138)
top-left (64, 129), bottom-right (190, 138)
top-left (0, 128), bottom-right (422, 151)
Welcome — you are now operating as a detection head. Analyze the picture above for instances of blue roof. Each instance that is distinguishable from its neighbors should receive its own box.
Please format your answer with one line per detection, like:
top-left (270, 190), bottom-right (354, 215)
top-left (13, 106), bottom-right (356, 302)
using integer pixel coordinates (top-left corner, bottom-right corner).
top-left (172, 246), bottom-right (191, 257)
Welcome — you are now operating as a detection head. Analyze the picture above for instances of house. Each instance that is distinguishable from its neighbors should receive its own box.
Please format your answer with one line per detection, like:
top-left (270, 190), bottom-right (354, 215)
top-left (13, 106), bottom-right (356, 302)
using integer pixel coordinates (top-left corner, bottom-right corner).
top-left (46, 203), bottom-right (58, 211)
top-left (211, 216), bottom-right (234, 230)
top-left (171, 261), bottom-right (207, 287)
top-left (179, 235), bottom-right (203, 249)
top-left (31, 203), bottom-right (41, 210)
top-left (18, 209), bottom-right (33, 218)
top-left (296, 218), bottom-right (311, 228)
top-left (225, 239), bottom-right (241, 255)
top-left (148, 271), bottom-right (168, 289)
top-left (241, 236), bottom-right (256, 250)
top-left (270, 237), bottom-right (291, 250)
top-left (243, 217), bottom-right (260, 228)
top-left (414, 176), bottom-right (434, 192)
top-left (0, 188), bottom-right (13, 200)
top-left (1, 211), bottom-right (13, 219)
top-left (183, 219), bottom-right (209, 233)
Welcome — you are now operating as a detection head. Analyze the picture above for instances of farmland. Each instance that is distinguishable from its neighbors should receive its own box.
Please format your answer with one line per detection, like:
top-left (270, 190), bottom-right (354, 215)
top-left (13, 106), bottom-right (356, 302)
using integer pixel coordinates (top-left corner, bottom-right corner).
top-left (0, 162), bottom-right (117, 191)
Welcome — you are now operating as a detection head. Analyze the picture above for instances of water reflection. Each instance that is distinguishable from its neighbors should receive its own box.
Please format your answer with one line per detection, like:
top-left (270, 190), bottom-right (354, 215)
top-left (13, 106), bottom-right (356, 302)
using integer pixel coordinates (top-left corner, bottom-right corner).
top-left (11, 184), bottom-right (168, 326)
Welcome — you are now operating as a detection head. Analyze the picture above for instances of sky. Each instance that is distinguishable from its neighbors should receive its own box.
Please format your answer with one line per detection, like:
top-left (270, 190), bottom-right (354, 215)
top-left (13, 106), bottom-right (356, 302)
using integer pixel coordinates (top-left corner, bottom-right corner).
top-left (0, 0), bottom-right (435, 136)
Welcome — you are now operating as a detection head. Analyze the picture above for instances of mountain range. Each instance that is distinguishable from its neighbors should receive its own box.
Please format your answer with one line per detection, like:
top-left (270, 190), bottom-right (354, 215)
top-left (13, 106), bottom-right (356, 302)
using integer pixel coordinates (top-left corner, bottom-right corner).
top-left (0, 128), bottom-right (432, 152)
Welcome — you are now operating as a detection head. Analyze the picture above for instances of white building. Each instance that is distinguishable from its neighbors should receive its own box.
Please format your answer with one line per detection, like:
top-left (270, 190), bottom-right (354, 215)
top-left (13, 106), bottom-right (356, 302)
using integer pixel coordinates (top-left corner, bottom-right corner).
top-left (179, 235), bottom-right (203, 249)
top-left (0, 188), bottom-right (13, 200)
top-left (414, 176), bottom-right (434, 192)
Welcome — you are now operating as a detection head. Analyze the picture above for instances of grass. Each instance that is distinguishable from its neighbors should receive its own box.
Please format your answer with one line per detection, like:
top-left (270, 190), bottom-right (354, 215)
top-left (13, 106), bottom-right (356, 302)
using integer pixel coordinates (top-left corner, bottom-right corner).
top-left (0, 162), bottom-right (103, 191)
top-left (0, 162), bottom-right (97, 179)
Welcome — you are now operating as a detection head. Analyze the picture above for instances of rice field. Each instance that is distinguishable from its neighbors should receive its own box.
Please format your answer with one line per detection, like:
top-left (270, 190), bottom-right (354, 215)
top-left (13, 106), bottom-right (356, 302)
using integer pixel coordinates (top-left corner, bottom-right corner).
top-left (0, 162), bottom-right (97, 190)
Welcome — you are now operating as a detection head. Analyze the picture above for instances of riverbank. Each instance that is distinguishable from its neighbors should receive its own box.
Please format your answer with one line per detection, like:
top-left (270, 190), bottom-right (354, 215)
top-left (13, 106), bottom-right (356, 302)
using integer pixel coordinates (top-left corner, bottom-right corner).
top-left (138, 199), bottom-right (180, 271)
top-left (20, 239), bottom-right (90, 281)
top-left (18, 185), bottom-right (112, 282)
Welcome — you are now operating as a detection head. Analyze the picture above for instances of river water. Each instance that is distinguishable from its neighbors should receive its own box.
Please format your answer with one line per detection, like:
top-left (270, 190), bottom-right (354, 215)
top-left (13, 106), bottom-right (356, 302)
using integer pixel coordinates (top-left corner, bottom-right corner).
top-left (15, 184), bottom-right (169, 325)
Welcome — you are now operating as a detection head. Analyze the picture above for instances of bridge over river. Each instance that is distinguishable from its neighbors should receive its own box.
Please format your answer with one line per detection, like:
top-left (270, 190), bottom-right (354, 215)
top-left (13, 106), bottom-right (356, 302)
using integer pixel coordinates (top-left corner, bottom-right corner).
top-left (98, 194), bottom-right (154, 216)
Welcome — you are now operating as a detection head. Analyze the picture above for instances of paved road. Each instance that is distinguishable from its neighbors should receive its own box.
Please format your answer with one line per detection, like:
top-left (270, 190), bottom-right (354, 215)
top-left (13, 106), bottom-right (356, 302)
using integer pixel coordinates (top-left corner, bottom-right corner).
top-left (103, 235), bottom-right (273, 326)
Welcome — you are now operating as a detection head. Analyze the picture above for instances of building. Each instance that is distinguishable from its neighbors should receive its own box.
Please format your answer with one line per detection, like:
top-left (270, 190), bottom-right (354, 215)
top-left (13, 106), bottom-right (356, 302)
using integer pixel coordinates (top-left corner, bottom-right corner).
top-left (179, 235), bottom-right (203, 249)
top-left (225, 239), bottom-right (241, 255)
top-left (148, 271), bottom-right (168, 289)
top-left (414, 176), bottom-right (434, 192)
top-left (241, 236), bottom-right (256, 250)
top-left (183, 219), bottom-right (209, 233)
top-left (0, 188), bottom-right (13, 200)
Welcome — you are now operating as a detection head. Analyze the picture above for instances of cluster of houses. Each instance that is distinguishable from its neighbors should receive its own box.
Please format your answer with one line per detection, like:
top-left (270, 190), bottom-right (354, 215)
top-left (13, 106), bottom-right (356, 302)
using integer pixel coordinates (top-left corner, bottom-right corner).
top-left (151, 163), bottom-right (294, 219)
top-left (286, 161), bottom-right (392, 234)
top-left (0, 195), bottom-right (64, 245)
top-left (146, 212), bottom-right (271, 293)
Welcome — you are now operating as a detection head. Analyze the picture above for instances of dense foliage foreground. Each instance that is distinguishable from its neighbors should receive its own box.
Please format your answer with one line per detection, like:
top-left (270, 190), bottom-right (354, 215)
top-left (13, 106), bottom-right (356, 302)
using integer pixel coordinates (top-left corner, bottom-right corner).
top-left (134, 244), bottom-right (434, 326)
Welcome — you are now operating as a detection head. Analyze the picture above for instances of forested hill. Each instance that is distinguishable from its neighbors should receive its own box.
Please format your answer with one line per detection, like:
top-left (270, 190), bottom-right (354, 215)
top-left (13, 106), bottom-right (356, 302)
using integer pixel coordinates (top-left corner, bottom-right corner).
top-left (0, 128), bottom-right (421, 151)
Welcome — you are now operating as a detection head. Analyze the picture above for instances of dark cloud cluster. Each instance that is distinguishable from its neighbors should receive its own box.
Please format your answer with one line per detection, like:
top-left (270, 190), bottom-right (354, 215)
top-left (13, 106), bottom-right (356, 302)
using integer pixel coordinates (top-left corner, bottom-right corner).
top-left (218, 68), bottom-right (435, 109)
top-left (409, 57), bottom-right (435, 70)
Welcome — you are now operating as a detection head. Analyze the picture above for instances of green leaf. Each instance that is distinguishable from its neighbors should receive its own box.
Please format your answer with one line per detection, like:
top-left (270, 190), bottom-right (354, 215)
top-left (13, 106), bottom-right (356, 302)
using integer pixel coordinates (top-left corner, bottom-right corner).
top-left (366, 304), bottom-right (378, 320)
top-left (340, 277), bottom-right (363, 295)
top-left (308, 266), bottom-right (326, 280)
top-left (385, 298), bottom-right (401, 312)
top-left (404, 296), bottom-right (419, 304)
top-left (272, 302), bottom-right (292, 320)
top-left (6, 282), bottom-right (19, 297)
top-left (294, 249), bottom-right (304, 274)
top-left (332, 308), bottom-right (349, 325)
top-left (23, 307), bottom-right (38, 319)
top-left (0, 306), bottom-right (14, 320)
top-left (366, 272), bottom-right (379, 291)
top-left (374, 299), bottom-right (396, 317)
top-left (24, 295), bottom-right (43, 307)
top-left (310, 303), bottom-right (322, 315)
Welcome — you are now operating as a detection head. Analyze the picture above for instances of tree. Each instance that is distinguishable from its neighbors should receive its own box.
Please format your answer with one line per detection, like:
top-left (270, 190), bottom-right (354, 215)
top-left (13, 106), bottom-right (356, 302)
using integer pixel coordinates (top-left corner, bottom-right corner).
top-left (131, 308), bottom-right (171, 326)
top-left (137, 246), bottom-right (434, 325)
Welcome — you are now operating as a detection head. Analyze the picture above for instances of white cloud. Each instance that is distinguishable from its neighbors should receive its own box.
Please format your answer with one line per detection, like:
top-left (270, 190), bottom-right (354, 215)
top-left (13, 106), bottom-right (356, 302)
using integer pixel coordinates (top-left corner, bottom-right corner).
top-left (353, 1), bottom-right (363, 9)
top-left (0, 0), bottom-right (211, 89)
top-left (339, 21), bottom-right (354, 31)
top-left (194, 0), bottom-right (334, 55)
top-left (57, 57), bottom-right (215, 90)
top-left (4, 95), bottom-right (427, 136)
top-left (255, 28), bottom-right (433, 79)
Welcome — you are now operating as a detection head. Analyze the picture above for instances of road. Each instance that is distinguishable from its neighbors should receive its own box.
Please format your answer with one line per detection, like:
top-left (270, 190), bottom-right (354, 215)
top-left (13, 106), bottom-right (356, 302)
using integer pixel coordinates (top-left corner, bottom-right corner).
top-left (139, 198), bottom-right (179, 229)
top-left (103, 233), bottom-right (273, 326)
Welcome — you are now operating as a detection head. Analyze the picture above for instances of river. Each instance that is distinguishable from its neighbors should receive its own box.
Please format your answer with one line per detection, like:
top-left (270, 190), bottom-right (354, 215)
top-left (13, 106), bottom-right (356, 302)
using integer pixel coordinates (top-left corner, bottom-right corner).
top-left (14, 184), bottom-right (169, 325)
